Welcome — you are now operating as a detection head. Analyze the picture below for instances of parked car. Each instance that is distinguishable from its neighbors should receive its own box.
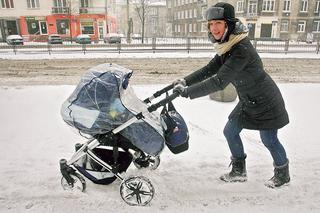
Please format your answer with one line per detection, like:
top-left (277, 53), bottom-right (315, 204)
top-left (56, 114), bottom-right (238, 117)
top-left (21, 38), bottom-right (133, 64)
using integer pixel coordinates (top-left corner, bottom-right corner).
top-left (104, 33), bottom-right (121, 44)
top-left (75, 34), bottom-right (92, 44)
top-left (48, 34), bottom-right (63, 44)
top-left (6, 35), bottom-right (24, 45)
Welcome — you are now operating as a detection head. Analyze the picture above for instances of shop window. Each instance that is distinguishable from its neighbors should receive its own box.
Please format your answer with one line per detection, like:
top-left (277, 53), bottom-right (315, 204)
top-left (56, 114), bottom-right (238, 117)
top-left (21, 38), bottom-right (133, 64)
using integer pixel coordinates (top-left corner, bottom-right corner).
top-left (81, 21), bottom-right (94, 34)
top-left (56, 19), bottom-right (70, 35)
top-left (26, 18), bottom-right (40, 34)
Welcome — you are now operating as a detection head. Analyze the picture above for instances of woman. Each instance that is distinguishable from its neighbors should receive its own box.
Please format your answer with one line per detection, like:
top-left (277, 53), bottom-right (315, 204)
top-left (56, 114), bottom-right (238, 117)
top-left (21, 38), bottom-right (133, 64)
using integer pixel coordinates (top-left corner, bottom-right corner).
top-left (173, 2), bottom-right (290, 188)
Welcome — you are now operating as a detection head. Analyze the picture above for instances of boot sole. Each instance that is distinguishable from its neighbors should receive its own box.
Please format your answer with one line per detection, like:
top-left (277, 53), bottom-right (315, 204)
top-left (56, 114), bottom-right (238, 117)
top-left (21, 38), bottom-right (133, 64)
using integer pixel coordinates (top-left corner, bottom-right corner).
top-left (265, 181), bottom-right (290, 189)
top-left (219, 176), bottom-right (247, 183)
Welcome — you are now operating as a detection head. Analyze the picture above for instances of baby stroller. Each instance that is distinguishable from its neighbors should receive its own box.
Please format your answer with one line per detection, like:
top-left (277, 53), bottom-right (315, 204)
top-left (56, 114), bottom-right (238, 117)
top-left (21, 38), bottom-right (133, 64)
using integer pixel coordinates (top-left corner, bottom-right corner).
top-left (59, 63), bottom-right (189, 206)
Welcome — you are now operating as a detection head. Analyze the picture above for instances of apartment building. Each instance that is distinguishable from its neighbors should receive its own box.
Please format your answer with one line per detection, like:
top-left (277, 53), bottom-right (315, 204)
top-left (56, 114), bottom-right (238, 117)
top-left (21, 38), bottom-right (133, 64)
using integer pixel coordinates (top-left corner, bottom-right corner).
top-left (233, 0), bottom-right (320, 41)
top-left (167, 0), bottom-right (208, 37)
top-left (0, 0), bottom-right (119, 42)
top-left (113, 0), bottom-right (167, 38)
top-left (167, 0), bottom-right (320, 41)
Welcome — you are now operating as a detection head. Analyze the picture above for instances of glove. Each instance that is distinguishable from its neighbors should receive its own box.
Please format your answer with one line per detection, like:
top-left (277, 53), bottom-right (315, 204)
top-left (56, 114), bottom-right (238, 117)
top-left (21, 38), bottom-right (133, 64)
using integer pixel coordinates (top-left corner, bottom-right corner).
top-left (173, 78), bottom-right (186, 87)
top-left (173, 83), bottom-right (188, 98)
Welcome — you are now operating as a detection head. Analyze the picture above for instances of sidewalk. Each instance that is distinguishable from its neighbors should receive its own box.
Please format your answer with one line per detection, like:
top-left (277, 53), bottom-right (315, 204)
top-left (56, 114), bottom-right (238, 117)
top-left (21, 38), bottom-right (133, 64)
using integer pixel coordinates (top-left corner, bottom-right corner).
top-left (1, 50), bottom-right (320, 60)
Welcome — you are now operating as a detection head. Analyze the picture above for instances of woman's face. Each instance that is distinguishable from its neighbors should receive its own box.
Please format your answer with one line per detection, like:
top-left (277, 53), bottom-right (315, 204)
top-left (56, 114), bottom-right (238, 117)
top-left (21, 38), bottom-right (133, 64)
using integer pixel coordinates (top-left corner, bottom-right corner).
top-left (208, 20), bottom-right (227, 40)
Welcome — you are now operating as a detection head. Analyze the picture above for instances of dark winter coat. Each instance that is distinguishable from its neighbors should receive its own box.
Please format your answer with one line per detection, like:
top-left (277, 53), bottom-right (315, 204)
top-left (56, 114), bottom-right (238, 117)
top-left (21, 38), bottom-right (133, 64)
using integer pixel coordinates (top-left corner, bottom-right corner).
top-left (184, 37), bottom-right (289, 130)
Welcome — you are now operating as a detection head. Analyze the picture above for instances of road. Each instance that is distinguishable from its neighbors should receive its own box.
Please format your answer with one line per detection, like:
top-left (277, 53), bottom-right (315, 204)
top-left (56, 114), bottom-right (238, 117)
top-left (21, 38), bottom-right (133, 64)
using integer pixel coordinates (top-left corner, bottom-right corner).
top-left (0, 57), bottom-right (319, 86)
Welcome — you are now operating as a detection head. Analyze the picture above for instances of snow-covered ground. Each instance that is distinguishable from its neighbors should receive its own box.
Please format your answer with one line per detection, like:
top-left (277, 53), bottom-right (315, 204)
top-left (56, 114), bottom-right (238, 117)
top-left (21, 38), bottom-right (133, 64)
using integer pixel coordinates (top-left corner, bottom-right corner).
top-left (1, 83), bottom-right (320, 212)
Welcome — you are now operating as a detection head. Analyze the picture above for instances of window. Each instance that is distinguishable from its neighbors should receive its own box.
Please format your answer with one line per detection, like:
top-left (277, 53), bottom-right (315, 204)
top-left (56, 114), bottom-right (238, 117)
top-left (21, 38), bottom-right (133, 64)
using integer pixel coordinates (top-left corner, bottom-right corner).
top-left (283, 0), bottom-right (291, 12)
top-left (56, 19), bottom-right (70, 34)
top-left (236, 0), bottom-right (244, 13)
top-left (313, 20), bottom-right (320, 32)
top-left (248, 0), bottom-right (258, 15)
top-left (193, 8), bottom-right (197, 18)
top-left (53, 0), bottom-right (67, 7)
top-left (297, 21), bottom-right (306, 32)
top-left (27, 0), bottom-right (39, 8)
top-left (300, 0), bottom-right (308, 12)
top-left (151, 18), bottom-right (156, 34)
top-left (189, 23), bottom-right (192, 33)
top-left (39, 21), bottom-right (47, 34)
top-left (81, 21), bottom-right (94, 34)
top-left (315, 1), bottom-right (320, 13)
top-left (26, 17), bottom-right (39, 34)
top-left (150, 8), bottom-right (157, 16)
top-left (201, 7), bottom-right (206, 20)
top-left (201, 22), bottom-right (207, 32)
top-left (80, 0), bottom-right (89, 7)
top-left (280, 20), bottom-right (289, 32)
top-left (262, 0), bottom-right (275, 12)
top-left (1, 0), bottom-right (14, 8)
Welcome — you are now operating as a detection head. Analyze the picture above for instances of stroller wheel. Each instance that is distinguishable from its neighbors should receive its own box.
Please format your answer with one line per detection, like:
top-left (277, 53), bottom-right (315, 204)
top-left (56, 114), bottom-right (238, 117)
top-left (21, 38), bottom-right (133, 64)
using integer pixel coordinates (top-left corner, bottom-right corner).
top-left (133, 155), bottom-right (160, 170)
top-left (120, 176), bottom-right (155, 206)
top-left (61, 172), bottom-right (86, 192)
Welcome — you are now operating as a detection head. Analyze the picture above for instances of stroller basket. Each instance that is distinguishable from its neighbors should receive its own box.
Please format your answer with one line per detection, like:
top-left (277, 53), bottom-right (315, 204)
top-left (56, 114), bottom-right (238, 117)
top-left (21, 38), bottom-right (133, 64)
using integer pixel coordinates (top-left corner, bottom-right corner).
top-left (74, 145), bottom-right (132, 185)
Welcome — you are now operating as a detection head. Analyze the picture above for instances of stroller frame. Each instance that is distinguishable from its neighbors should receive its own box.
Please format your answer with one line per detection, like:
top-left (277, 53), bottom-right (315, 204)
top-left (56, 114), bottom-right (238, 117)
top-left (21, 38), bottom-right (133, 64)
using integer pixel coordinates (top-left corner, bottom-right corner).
top-left (60, 84), bottom-right (178, 206)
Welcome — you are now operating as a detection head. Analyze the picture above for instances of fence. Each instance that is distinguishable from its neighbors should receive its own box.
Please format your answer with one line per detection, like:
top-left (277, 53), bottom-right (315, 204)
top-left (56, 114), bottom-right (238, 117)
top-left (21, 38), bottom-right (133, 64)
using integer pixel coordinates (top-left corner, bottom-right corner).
top-left (0, 37), bottom-right (319, 55)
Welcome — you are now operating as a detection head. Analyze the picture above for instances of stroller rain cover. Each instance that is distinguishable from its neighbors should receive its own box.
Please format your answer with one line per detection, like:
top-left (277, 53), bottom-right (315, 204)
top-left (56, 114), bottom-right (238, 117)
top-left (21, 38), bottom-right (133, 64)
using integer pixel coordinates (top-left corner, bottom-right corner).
top-left (61, 63), bottom-right (165, 156)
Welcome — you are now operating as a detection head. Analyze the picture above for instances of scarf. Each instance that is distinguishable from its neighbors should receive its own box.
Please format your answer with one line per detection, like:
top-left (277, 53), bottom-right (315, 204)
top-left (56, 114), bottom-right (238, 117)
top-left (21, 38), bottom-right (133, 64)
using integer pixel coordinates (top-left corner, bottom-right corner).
top-left (214, 32), bottom-right (248, 56)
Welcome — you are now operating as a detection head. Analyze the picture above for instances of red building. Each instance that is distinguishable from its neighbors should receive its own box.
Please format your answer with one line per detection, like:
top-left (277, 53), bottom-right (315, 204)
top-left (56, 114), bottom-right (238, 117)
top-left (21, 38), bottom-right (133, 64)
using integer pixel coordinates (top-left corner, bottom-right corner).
top-left (19, 14), bottom-right (117, 42)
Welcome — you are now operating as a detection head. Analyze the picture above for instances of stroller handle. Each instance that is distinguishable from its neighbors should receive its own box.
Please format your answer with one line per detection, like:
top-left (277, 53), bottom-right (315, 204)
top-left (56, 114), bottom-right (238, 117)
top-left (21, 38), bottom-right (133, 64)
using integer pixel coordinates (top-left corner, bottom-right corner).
top-left (143, 83), bottom-right (174, 103)
top-left (147, 91), bottom-right (180, 113)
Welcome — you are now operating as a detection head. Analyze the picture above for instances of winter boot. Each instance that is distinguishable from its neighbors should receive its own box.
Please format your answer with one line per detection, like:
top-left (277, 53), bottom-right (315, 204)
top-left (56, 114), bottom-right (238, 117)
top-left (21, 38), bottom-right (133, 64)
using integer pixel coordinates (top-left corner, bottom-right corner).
top-left (220, 156), bottom-right (247, 182)
top-left (265, 160), bottom-right (290, 188)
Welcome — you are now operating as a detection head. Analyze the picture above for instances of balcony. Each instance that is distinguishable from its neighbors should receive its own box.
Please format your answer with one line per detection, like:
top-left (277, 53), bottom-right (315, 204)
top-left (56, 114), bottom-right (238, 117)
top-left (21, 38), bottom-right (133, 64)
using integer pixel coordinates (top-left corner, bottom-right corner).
top-left (52, 7), bottom-right (70, 14)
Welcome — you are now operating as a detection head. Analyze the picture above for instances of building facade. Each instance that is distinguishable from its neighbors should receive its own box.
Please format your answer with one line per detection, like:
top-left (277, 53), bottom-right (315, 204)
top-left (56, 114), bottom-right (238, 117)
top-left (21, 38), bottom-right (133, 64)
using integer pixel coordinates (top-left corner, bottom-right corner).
top-left (167, 0), bottom-right (320, 41)
top-left (0, 0), bottom-right (119, 42)
top-left (167, 0), bottom-right (209, 37)
top-left (114, 0), bottom-right (167, 38)
top-left (233, 0), bottom-right (320, 41)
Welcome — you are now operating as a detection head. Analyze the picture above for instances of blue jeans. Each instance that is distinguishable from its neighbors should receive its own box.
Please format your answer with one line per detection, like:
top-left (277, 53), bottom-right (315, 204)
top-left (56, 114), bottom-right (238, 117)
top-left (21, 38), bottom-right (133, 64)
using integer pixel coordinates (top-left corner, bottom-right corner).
top-left (223, 119), bottom-right (288, 166)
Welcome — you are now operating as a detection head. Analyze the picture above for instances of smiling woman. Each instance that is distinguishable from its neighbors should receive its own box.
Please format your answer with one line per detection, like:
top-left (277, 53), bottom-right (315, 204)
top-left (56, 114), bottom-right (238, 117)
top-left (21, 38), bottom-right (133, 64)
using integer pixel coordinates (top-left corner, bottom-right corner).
top-left (172, 2), bottom-right (291, 188)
